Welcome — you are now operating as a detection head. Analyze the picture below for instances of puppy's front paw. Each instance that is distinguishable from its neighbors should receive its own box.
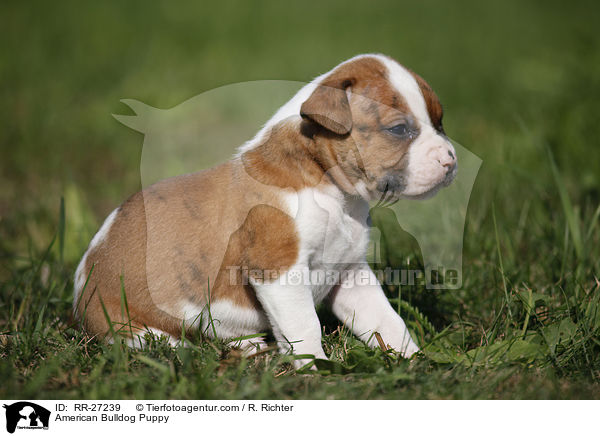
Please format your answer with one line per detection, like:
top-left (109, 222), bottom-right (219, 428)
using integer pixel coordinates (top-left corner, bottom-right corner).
top-left (292, 350), bottom-right (329, 370)
top-left (378, 332), bottom-right (420, 358)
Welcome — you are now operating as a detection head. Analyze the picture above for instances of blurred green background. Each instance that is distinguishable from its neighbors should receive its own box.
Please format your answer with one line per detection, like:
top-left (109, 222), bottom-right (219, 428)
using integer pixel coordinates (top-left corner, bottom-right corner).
top-left (1, 0), bottom-right (600, 399)
top-left (1, 0), bottom-right (599, 265)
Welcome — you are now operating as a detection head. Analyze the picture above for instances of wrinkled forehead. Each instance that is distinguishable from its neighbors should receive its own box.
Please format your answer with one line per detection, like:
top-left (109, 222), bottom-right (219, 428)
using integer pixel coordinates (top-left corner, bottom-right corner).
top-left (341, 55), bottom-right (442, 129)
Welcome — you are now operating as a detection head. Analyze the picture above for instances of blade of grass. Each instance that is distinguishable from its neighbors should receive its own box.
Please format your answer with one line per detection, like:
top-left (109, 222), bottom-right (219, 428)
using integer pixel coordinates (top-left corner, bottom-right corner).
top-left (520, 286), bottom-right (533, 338)
top-left (58, 196), bottom-right (65, 263)
top-left (119, 274), bottom-right (136, 347)
top-left (492, 203), bottom-right (513, 319)
top-left (548, 147), bottom-right (583, 260)
top-left (585, 203), bottom-right (600, 242)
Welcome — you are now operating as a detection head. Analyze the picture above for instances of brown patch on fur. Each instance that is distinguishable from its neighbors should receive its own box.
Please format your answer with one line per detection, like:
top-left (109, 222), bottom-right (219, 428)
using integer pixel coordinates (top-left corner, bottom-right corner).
top-left (212, 204), bottom-right (299, 307)
top-left (75, 158), bottom-right (301, 340)
top-left (241, 123), bottom-right (328, 190)
top-left (300, 57), bottom-right (413, 136)
top-left (297, 56), bottom-right (418, 196)
top-left (300, 82), bottom-right (353, 135)
top-left (75, 193), bottom-right (186, 339)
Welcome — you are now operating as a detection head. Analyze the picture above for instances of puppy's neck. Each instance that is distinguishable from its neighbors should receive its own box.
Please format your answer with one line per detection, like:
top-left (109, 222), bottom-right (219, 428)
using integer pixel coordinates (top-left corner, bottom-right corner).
top-left (239, 119), bottom-right (372, 217)
top-left (239, 120), bottom-right (335, 191)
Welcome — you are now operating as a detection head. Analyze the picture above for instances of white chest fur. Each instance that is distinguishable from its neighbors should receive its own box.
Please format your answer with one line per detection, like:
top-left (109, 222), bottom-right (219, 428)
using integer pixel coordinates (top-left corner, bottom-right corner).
top-left (284, 186), bottom-right (371, 304)
top-left (248, 184), bottom-right (418, 366)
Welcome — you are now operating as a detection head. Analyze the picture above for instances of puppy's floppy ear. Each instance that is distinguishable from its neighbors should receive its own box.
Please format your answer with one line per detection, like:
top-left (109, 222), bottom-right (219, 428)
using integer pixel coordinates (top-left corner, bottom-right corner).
top-left (300, 78), bottom-right (354, 135)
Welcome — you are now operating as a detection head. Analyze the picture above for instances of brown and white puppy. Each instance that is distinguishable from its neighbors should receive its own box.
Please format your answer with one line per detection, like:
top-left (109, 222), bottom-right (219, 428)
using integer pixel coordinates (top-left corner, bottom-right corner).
top-left (74, 54), bottom-right (456, 367)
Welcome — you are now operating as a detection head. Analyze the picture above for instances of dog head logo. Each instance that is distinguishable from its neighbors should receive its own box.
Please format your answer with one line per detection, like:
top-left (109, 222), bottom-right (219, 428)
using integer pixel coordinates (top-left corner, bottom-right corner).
top-left (3, 402), bottom-right (50, 433)
top-left (114, 78), bottom-right (480, 298)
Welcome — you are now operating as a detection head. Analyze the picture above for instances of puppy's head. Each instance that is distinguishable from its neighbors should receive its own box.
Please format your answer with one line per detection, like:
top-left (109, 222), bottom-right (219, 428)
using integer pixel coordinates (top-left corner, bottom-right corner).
top-left (300, 54), bottom-right (457, 201)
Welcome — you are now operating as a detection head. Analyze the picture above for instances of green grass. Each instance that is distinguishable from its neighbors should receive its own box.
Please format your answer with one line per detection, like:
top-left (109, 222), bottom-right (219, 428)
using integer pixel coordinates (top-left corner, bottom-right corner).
top-left (1, 0), bottom-right (600, 399)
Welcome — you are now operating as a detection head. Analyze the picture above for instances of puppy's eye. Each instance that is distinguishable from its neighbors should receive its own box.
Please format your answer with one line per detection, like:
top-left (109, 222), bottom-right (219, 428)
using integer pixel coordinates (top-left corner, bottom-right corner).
top-left (387, 123), bottom-right (409, 137)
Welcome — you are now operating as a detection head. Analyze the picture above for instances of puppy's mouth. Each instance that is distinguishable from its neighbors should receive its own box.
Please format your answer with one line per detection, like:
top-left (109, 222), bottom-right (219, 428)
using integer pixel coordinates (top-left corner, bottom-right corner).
top-left (400, 163), bottom-right (458, 200)
top-left (373, 163), bottom-right (457, 203)
top-left (372, 174), bottom-right (406, 207)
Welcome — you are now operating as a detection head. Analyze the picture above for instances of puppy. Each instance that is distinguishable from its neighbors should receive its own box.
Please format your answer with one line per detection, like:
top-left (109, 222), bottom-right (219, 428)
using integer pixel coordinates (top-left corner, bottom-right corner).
top-left (74, 54), bottom-right (457, 367)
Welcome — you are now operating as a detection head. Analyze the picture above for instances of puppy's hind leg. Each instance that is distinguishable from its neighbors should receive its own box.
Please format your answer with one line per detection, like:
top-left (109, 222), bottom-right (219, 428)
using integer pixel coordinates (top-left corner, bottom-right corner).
top-left (201, 299), bottom-right (270, 355)
top-left (228, 336), bottom-right (269, 356)
top-left (120, 327), bottom-right (182, 349)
